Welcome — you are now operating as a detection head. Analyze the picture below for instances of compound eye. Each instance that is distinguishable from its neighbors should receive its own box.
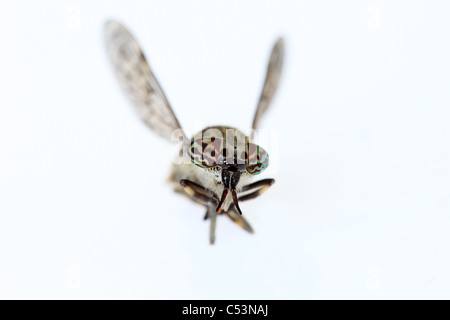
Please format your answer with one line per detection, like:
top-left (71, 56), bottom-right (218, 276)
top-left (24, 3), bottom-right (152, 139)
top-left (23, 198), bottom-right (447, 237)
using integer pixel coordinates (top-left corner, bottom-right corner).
top-left (246, 143), bottom-right (269, 175)
top-left (189, 137), bottom-right (222, 168)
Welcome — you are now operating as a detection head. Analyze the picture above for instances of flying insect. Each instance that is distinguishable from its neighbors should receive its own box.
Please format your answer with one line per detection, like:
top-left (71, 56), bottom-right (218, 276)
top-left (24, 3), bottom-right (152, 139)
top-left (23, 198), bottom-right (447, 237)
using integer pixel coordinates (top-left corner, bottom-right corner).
top-left (104, 21), bottom-right (284, 244)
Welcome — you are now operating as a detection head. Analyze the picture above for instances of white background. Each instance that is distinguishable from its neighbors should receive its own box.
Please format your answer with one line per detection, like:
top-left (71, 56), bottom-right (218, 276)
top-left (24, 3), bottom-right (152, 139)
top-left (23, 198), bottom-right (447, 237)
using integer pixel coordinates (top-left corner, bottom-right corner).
top-left (1, 0), bottom-right (449, 299)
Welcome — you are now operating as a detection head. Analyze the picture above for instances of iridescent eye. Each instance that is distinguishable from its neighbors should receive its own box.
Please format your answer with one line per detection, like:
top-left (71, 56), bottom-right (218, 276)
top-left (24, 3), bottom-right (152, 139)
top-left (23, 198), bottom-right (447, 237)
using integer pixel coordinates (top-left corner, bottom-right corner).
top-left (189, 137), bottom-right (222, 168)
top-left (246, 143), bottom-right (269, 175)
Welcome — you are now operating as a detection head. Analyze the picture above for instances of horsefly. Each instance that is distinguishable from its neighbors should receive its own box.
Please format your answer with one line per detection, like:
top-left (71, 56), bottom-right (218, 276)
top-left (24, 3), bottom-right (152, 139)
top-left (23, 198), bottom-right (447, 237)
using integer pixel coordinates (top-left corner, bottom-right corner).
top-left (104, 21), bottom-right (284, 244)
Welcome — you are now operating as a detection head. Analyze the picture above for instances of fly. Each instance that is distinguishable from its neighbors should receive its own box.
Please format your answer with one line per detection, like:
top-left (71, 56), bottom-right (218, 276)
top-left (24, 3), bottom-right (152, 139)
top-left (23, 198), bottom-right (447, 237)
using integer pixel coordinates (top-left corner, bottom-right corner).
top-left (104, 21), bottom-right (284, 244)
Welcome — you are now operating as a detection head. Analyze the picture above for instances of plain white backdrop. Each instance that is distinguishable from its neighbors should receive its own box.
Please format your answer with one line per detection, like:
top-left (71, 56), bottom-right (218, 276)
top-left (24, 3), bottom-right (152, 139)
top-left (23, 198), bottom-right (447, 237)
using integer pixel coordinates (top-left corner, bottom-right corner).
top-left (1, 0), bottom-right (449, 299)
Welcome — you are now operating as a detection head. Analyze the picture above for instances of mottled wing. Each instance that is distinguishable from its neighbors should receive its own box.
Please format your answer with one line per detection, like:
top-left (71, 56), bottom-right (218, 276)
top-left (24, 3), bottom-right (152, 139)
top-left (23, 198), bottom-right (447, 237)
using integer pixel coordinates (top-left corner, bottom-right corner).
top-left (251, 37), bottom-right (285, 135)
top-left (104, 20), bottom-right (187, 142)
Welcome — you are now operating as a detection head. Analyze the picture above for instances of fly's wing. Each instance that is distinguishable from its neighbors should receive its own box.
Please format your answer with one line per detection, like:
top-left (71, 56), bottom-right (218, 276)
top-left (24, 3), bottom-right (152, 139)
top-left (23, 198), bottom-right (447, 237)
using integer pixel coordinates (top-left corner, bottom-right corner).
top-left (251, 37), bottom-right (285, 136)
top-left (104, 20), bottom-right (187, 142)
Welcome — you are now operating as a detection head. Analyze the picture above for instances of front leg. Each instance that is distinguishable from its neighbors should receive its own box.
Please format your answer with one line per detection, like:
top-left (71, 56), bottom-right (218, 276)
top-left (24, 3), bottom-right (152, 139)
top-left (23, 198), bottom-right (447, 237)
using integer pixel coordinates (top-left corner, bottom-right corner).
top-left (239, 178), bottom-right (275, 202)
top-left (180, 179), bottom-right (218, 206)
top-left (180, 180), bottom-right (219, 244)
top-left (225, 206), bottom-right (254, 234)
top-left (206, 205), bottom-right (217, 245)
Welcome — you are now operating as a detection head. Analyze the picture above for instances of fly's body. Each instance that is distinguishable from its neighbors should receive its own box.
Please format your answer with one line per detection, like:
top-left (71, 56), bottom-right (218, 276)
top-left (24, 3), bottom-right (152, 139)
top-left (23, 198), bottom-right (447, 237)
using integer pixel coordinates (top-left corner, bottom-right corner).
top-left (104, 21), bottom-right (284, 244)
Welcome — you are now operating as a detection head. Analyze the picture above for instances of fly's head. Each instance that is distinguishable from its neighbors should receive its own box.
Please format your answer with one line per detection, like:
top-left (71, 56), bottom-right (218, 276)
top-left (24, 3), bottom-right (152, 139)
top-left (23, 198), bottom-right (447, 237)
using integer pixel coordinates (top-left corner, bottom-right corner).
top-left (188, 128), bottom-right (269, 214)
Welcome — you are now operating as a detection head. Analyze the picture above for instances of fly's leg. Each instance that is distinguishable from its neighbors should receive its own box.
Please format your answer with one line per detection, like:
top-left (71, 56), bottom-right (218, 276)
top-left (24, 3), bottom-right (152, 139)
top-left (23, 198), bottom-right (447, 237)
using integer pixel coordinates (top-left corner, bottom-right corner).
top-left (180, 179), bottom-right (218, 206)
top-left (221, 179), bottom-right (275, 235)
top-left (206, 205), bottom-right (217, 245)
top-left (225, 206), bottom-right (254, 234)
top-left (180, 179), bottom-right (219, 245)
top-left (238, 179), bottom-right (275, 202)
